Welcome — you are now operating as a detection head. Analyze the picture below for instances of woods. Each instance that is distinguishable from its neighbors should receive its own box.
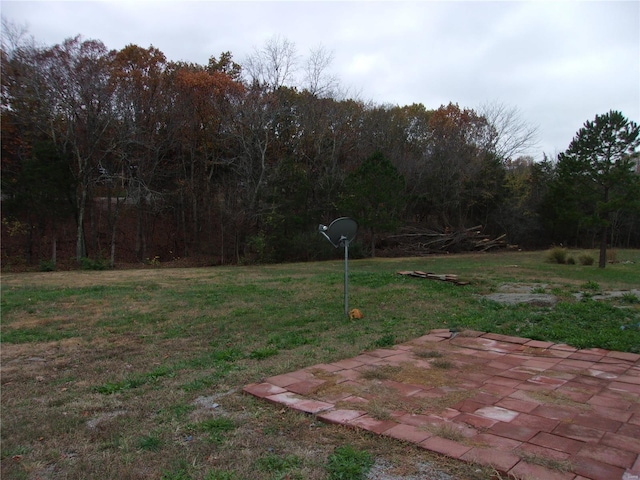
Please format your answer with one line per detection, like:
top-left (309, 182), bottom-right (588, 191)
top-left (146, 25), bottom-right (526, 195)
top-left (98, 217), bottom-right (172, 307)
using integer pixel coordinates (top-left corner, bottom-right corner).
top-left (2, 28), bottom-right (639, 269)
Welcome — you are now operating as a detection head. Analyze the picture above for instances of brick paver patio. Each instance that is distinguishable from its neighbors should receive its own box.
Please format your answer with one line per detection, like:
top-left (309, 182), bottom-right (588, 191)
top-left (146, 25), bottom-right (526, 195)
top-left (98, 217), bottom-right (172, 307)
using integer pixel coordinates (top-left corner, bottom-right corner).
top-left (244, 329), bottom-right (640, 480)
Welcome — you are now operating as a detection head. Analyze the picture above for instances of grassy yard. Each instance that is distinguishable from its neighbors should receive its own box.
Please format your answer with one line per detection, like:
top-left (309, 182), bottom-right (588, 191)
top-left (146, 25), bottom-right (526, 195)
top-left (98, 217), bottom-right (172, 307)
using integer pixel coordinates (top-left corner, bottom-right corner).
top-left (1, 249), bottom-right (639, 479)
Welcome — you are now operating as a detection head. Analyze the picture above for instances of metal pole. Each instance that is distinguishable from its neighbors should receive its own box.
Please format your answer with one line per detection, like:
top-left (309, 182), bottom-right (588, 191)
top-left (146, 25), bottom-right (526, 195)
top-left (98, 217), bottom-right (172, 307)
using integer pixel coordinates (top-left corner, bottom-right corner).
top-left (344, 240), bottom-right (349, 316)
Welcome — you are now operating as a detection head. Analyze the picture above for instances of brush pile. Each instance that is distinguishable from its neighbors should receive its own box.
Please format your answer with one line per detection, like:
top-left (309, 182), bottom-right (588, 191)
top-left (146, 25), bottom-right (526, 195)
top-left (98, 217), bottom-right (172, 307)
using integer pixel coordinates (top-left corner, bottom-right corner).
top-left (381, 225), bottom-right (509, 256)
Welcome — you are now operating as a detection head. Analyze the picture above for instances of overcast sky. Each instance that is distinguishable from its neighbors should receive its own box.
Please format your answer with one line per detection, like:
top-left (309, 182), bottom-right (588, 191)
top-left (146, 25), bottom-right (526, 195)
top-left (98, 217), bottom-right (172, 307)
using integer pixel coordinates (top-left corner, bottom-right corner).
top-left (2, 0), bottom-right (639, 160)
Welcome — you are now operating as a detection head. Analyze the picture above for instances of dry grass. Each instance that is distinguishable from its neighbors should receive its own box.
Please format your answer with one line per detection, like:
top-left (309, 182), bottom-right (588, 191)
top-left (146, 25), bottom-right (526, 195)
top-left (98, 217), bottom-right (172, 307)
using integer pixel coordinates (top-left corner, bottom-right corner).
top-left (359, 365), bottom-right (402, 381)
top-left (431, 358), bottom-right (455, 369)
top-left (424, 423), bottom-right (467, 443)
top-left (516, 451), bottom-right (573, 473)
top-left (526, 390), bottom-right (592, 410)
top-left (413, 348), bottom-right (444, 359)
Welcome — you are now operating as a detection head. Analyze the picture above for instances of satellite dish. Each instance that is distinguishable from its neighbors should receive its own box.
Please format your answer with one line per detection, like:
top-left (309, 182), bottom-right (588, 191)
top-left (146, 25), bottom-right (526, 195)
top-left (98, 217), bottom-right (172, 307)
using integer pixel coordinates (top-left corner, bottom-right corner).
top-left (318, 217), bottom-right (358, 316)
top-left (318, 217), bottom-right (358, 248)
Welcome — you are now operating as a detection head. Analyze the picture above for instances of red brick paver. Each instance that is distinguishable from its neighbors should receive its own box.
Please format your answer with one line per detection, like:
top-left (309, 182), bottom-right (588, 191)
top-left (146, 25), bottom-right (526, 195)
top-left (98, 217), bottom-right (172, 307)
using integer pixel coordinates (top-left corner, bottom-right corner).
top-left (243, 330), bottom-right (640, 480)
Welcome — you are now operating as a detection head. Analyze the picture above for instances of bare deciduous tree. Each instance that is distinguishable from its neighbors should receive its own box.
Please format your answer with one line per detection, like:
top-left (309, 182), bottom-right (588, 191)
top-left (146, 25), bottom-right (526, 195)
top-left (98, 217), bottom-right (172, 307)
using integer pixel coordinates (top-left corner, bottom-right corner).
top-left (244, 34), bottom-right (298, 90)
top-left (303, 44), bottom-right (338, 98)
top-left (479, 101), bottom-right (539, 161)
top-left (1, 16), bottom-right (35, 61)
top-left (41, 36), bottom-right (116, 261)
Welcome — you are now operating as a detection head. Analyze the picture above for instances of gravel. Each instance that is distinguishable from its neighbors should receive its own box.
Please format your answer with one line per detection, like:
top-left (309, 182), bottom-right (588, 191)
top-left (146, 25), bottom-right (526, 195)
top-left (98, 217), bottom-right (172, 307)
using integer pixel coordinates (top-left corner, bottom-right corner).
top-left (367, 458), bottom-right (464, 480)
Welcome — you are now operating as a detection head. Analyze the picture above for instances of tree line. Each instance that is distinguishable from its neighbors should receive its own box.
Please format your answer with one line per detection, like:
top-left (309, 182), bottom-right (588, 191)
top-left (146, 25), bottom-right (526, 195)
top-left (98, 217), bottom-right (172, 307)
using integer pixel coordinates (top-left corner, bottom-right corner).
top-left (2, 24), bottom-right (639, 269)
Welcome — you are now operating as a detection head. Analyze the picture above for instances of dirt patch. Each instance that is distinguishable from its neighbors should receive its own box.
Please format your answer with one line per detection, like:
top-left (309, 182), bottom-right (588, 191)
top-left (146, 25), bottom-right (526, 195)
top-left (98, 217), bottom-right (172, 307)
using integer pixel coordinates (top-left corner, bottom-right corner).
top-left (483, 292), bottom-right (558, 307)
top-left (497, 283), bottom-right (548, 293)
top-left (482, 283), bottom-right (557, 306)
top-left (86, 410), bottom-right (128, 430)
top-left (367, 458), bottom-right (457, 480)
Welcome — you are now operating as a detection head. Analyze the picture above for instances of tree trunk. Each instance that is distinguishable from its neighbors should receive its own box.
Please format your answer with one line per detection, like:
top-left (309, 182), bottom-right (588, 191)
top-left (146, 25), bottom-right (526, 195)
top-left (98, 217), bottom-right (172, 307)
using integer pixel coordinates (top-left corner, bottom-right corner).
top-left (109, 199), bottom-right (122, 268)
top-left (599, 187), bottom-right (610, 269)
top-left (89, 199), bottom-right (97, 257)
top-left (76, 187), bottom-right (87, 262)
top-left (370, 228), bottom-right (376, 258)
top-left (110, 230), bottom-right (116, 268)
top-left (235, 230), bottom-right (241, 264)
top-left (220, 222), bottom-right (224, 265)
top-left (24, 222), bottom-right (32, 265)
top-left (180, 193), bottom-right (188, 257)
top-left (599, 224), bottom-right (607, 269)
top-left (192, 193), bottom-right (198, 254)
top-left (136, 196), bottom-right (147, 262)
top-left (51, 236), bottom-right (57, 266)
top-left (190, 154), bottom-right (199, 254)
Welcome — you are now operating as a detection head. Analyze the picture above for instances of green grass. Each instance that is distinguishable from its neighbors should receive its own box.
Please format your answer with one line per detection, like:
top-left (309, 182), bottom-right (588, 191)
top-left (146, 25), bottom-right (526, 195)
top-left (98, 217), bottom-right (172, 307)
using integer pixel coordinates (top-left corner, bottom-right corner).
top-left (137, 434), bottom-right (163, 452)
top-left (1, 249), bottom-right (638, 480)
top-left (204, 471), bottom-right (239, 480)
top-left (190, 418), bottom-right (236, 444)
top-left (326, 445), bottom-right (373, 480)
top-left (254, 453), bottom-right (302, 476)
top-left (370, 334), bottom-right (396, 348)
top-left (249, 346), bottom-right (280, 359)
top-left (267, 331), bottom-right (314, 349)
top-left (457, 298), bottom-right (639, 352)
top-left (94, 365), bottom-right (176, 394)
top-left (0, 327), bottom-right (79, 343)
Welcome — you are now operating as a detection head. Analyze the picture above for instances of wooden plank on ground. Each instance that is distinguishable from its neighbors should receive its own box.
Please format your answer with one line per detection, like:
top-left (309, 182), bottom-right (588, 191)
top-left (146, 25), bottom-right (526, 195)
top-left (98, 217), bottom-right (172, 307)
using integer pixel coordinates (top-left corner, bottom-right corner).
top-left (397, 270), bottom-right (469, 286)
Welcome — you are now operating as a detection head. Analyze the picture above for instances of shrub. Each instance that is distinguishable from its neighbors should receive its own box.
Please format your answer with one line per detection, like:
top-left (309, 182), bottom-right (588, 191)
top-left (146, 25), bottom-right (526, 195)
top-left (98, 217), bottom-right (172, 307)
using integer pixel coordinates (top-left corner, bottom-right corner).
top-left (146, 255), bottom-right (160, 266)
top-left (620, 292), bottom-right (640, 304)
top-left (567, 257), bottom-right (576, 265)
top-left (244, 233), bottom-right (268, 264)
top-left (80, 256), bottom-right (108, 270)
top-left (39, 260), bottom-right (56, 272)
top-left (546, 247), bottom-right (568, 264)
top-left (581, 280), bottom-right (600, 291)
top-left (578, 254), bottom-right (595, 266)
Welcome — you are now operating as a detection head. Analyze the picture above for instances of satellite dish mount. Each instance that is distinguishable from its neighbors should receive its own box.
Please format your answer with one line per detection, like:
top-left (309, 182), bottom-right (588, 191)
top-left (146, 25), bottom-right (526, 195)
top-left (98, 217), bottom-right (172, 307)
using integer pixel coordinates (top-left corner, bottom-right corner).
top-left (318, 217), bottom-right (358, 316)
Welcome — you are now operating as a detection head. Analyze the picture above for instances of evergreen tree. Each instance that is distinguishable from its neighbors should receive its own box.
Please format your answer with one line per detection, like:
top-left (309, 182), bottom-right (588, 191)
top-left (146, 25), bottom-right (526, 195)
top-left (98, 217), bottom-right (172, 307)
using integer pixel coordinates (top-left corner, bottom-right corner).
top-left (554, 111), bottom-right (640, 267)
top-left (340, 151), bottom-right (406, 257)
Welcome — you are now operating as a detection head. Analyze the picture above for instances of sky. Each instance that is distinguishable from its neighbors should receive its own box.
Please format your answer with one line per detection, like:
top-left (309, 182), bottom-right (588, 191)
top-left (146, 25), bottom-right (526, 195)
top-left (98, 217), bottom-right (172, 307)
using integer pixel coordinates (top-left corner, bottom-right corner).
top-left (1, 0), bottom-right (639, 160)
